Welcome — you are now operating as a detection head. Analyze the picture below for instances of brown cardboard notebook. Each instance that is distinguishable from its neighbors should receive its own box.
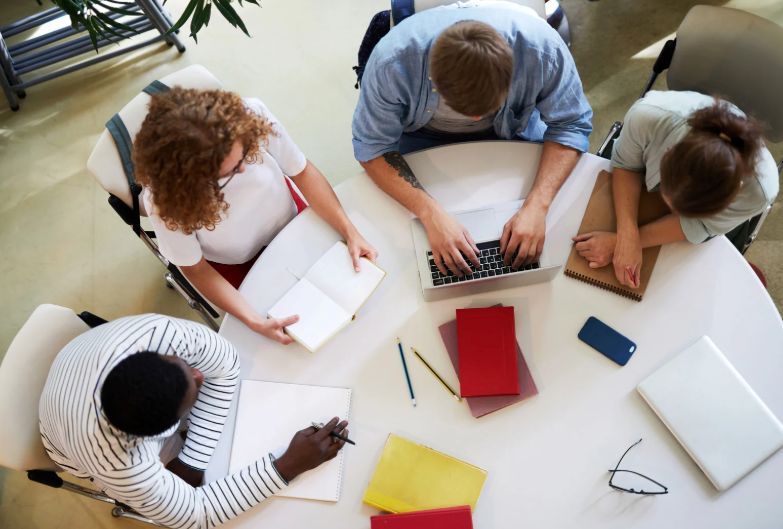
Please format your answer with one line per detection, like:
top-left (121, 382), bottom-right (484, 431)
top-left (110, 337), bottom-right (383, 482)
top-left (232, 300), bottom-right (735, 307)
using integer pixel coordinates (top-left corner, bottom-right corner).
top-left (564, 170), bottom-right (670, 302)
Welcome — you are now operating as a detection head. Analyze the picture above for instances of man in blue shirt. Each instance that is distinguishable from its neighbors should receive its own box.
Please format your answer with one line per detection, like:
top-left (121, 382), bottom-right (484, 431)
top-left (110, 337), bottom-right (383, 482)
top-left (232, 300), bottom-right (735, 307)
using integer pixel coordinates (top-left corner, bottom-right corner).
top-left (352, 2), bottom-right (592, 275)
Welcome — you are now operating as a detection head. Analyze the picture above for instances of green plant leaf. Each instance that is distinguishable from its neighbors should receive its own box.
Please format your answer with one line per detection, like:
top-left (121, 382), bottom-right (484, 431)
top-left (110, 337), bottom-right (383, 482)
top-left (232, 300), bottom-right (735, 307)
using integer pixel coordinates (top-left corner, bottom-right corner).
top-left (84, 15), bottom-right (101, 52)
top-left (168, 0), bottom-right (199, 33)
top-left (50, 0), bottom-right (256, 44)
top-left (92, 0), bottom-right (139, 17)
top-left (214, 0), bottom-right (249, 36)
top-left (93, 8), bottom-right (137, 34)
top-left (93, 16), bottom-right (125, 43)
top-left (190, 0), bottom-right (204, 42)
top-left (203, 2), bottom-right (211, 27)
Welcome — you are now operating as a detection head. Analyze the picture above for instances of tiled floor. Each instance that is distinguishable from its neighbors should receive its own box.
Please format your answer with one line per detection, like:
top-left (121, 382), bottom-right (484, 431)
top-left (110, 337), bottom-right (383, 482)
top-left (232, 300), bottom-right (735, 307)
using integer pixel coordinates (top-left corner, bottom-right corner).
top-left (0, 1), bottom-right (781, 527)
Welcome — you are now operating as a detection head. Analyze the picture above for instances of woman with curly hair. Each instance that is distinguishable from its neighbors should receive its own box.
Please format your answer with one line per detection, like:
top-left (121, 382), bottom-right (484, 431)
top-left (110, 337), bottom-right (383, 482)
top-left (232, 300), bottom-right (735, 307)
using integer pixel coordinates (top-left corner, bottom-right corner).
top-left (133, 88), bottom-right (377, 344)
top-left (573, 90), bottom-right (778, 288)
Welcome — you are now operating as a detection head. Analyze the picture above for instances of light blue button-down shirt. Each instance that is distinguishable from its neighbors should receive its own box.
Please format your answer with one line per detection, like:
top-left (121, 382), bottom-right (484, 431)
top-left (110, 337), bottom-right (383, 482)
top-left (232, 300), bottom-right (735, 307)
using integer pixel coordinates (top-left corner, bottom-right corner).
top-left (351, 3), bottom-right (593, 162)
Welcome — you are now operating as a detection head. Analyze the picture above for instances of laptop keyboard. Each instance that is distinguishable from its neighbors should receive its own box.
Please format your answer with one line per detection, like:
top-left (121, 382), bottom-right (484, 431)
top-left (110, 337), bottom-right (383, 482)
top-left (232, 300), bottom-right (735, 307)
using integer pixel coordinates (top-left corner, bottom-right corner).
top-left (427, 240), bottom-right (540, 286)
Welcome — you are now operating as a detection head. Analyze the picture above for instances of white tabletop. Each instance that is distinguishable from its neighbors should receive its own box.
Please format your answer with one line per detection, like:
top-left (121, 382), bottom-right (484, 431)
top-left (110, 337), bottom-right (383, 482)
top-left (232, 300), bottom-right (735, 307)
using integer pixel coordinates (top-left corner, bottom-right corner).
top-left (207, 141), bottom-right (783, 529)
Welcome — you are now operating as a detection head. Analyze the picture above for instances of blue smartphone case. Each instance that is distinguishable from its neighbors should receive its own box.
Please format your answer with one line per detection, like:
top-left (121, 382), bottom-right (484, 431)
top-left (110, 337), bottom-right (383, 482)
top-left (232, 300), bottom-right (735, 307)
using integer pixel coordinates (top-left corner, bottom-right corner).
top-left (578, 316), bottom-right (637, 366)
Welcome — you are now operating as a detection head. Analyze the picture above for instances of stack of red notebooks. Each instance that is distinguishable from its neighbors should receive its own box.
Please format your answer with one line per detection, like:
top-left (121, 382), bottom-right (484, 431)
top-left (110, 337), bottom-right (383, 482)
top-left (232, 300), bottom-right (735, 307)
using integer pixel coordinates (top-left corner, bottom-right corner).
top-left (456, 306), bottom-right (520, 397)
top-left (370, 506), bottom-right (473, 529)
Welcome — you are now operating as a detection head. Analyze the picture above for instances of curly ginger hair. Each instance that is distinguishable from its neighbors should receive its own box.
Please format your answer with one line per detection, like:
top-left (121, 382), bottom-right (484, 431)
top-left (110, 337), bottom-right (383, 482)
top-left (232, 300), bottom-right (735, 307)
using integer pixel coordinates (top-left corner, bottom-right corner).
top-left (133, 88), bottom-right (274, 234)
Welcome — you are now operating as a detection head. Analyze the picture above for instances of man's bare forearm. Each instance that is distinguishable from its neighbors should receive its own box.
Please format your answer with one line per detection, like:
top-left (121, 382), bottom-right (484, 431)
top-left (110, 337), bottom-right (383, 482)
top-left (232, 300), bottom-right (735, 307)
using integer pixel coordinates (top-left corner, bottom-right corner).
top-left (382, 151), bottom-right (425, 191)
top-left (361, 152), bottom-right (440, 220)
top-left (525, 141), bottom-right (580, 210)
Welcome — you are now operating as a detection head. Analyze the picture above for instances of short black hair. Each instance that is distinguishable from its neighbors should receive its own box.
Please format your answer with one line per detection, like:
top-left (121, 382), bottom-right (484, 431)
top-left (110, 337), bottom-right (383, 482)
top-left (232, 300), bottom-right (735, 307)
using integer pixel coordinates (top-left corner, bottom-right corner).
top-left (101, 352), bottom-right (188, 437)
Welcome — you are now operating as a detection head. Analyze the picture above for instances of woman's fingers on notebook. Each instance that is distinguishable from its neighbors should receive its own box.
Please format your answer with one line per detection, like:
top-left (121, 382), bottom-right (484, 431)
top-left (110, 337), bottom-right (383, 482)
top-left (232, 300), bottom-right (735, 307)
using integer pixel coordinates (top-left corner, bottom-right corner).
top-left (350, 251), bottom-right (361, 272)
top-left (613, 263), bottom-right (629, 286)
top-left (575, 240), bottom-right (590, 251)
top-left (276, 315), bottom-right (299, 327)
top-left (346, 234), bottom-right (378, 271)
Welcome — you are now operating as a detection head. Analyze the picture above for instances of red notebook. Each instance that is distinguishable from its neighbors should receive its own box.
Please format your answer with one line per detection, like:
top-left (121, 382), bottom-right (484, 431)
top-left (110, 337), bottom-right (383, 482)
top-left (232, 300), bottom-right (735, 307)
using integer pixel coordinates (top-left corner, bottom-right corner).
top-left (440, 306), bottom-right (538, 418)
top-left (370, 505), bottom-right (473, 529)
top-left (456, 306), bottom-right (519, 397)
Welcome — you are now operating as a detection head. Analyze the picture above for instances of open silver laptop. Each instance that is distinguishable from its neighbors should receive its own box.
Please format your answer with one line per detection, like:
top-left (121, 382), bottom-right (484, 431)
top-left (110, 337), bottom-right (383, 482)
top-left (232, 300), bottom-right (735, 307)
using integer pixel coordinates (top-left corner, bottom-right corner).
top-left (412, 199), bottom-right (562, 301)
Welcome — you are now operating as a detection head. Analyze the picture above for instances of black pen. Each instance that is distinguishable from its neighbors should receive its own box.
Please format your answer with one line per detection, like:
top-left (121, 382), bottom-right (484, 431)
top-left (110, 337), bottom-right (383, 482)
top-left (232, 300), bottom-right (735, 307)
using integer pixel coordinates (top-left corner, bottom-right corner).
top-left (311, 422), bottom-right (356, 445)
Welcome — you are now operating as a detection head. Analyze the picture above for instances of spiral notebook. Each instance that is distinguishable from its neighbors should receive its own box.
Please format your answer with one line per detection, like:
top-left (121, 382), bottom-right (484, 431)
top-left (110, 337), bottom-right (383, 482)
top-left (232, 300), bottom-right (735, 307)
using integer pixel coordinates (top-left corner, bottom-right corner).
top-left (229, 380), bottom-right (352, 502)
top-left (564, 170), bottom-right (670, 301)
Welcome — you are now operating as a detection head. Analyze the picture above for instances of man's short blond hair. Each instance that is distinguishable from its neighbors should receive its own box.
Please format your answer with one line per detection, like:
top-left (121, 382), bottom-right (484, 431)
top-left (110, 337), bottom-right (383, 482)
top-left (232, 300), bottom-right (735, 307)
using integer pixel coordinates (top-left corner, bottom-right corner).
top-left (429, 20), bottom-right (513, 117)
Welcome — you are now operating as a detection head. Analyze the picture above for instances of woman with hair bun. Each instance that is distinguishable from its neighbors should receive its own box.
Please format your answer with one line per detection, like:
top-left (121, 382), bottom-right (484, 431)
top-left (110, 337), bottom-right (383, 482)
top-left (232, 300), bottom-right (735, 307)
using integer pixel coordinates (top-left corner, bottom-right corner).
top-left (133, 88), bottom-right (377, 343)
top-left (573, 90), bottom-right (778, 288)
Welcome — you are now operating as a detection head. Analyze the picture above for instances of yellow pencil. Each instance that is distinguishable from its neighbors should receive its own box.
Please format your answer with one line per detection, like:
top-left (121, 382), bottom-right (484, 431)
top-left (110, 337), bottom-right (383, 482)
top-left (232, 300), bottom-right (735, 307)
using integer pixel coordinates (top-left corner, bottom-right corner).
top-left (411, 347), bottom-right (461, 401)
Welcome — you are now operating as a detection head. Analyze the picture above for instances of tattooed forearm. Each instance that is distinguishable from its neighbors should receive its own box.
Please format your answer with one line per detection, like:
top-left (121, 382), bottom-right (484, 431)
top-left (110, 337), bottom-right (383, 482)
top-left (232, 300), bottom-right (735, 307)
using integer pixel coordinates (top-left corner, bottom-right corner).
top-left (383, 151), bottom-right (425, 191)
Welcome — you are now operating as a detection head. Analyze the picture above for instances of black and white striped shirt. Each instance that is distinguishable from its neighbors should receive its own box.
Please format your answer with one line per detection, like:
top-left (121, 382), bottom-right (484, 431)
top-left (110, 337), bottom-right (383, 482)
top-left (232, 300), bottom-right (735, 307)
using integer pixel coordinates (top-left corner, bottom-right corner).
top-left (39, 314), bottom-right (287, 528)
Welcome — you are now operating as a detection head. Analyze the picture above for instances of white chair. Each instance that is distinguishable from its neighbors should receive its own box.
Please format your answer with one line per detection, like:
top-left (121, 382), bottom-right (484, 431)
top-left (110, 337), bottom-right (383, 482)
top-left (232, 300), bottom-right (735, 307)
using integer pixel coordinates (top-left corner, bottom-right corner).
top-left (0, 304), bottom-right (157, 525)
top-left (595, 5), bottom-right (783, 254)
top-left (87, 64), bottom-right (224, 330)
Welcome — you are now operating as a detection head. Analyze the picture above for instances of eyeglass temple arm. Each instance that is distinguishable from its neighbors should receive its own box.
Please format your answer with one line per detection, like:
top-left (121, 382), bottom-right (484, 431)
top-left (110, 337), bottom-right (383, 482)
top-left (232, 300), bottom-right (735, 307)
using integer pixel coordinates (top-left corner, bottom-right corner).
top-left (607, 468), bottom-right (669, 491)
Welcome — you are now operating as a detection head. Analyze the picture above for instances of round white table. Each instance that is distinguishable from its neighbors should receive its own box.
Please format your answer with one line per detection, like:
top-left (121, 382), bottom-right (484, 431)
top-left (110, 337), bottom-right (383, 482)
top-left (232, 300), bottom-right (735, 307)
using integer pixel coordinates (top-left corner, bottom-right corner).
top-left (206, 142), bottom-right (783, 529)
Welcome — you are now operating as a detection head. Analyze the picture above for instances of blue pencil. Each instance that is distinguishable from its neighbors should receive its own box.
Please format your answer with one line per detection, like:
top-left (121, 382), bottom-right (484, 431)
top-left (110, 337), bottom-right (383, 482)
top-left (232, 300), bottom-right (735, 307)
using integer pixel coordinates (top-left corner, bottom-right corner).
top-left (397, 338), bottom-right (416, 407)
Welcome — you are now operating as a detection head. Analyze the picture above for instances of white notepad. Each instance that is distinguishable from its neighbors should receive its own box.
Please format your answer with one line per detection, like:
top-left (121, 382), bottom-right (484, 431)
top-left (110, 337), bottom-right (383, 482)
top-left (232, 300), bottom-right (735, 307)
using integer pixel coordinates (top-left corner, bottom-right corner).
top-left (637, 336), bottom-right (783, 491)
top-left (268, 241), bottom-right (385, 352)
top-left (229, 380), bottom-right (352, 502)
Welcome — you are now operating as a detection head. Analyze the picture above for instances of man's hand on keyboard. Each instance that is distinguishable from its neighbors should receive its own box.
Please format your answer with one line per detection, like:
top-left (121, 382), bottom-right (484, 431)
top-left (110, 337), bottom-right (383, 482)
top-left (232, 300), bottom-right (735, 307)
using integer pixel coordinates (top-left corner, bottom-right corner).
top-left (421, 207), bottom-right (480, 276)
top-left (500, 201), bottom-right (547, 268)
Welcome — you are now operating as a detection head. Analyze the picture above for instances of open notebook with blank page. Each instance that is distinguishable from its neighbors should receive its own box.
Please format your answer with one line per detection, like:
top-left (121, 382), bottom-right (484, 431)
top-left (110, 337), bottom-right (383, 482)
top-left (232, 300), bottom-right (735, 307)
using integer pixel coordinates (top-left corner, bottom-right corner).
top-left (229, 380), bottom-right (352, 502)
top-left (268, 241), bottom-right (385, 352)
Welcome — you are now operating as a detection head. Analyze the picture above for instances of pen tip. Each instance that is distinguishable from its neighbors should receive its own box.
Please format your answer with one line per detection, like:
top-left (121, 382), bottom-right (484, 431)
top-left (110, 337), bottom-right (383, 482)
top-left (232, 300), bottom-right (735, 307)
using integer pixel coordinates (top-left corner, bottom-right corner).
top-left (412, 399), bottom-right (417, 407)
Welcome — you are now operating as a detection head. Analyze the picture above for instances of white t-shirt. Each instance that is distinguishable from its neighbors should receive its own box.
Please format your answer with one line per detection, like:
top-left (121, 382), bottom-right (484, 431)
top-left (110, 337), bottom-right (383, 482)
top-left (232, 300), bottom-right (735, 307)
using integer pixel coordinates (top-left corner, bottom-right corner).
top-left (424, 97), bottom-right (496, 134)
top-left (144, 98), bottom-right (308, 266)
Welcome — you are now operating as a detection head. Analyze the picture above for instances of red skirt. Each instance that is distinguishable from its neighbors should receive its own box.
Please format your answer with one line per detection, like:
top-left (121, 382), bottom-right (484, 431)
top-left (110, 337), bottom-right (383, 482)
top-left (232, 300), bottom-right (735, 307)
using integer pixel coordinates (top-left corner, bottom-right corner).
top-left (207, 178), bottom-right (307, 290)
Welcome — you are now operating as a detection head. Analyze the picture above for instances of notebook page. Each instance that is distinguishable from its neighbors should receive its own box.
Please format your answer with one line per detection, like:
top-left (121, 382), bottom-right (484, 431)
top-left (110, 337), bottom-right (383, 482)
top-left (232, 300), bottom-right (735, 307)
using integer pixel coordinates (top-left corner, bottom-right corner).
top-left (304, 241), bottom-right (385, 315)
top-left (268, 278), bottom-right (352, 352)
top-left (229, 380), bottom-right (352, 502)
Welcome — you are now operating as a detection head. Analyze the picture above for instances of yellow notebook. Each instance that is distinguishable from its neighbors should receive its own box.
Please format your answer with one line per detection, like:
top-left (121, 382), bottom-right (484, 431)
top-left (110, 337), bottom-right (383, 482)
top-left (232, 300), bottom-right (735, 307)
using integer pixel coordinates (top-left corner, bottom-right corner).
top-left (363, 434), bottom-right (487, 513)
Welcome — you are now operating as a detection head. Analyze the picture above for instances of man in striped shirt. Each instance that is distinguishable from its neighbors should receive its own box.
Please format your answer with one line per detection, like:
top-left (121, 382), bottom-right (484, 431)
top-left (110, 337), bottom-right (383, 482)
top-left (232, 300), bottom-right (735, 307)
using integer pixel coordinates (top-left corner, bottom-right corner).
top-left (39, 314), bottom-right (348, 528)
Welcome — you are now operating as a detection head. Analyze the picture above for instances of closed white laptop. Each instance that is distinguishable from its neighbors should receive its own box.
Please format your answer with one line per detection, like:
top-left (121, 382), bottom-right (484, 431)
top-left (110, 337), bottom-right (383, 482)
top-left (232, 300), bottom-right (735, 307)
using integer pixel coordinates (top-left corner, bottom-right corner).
top-left (637, 336), bottom-right (783, 491)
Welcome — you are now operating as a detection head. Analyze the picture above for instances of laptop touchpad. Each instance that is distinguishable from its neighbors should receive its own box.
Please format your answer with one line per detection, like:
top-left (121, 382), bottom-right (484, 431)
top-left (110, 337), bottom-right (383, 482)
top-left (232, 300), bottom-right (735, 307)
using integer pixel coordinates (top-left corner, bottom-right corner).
top-left (454, 208), bottom-right (500, 242)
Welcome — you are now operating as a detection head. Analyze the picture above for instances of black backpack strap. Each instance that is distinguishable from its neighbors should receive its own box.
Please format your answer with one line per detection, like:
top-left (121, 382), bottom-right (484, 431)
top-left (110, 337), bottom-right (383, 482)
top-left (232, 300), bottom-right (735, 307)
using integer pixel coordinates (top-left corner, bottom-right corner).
top-left (353, 10), bottom-right (391, 89)
top-left (104, 79), bottom-right (171, 235)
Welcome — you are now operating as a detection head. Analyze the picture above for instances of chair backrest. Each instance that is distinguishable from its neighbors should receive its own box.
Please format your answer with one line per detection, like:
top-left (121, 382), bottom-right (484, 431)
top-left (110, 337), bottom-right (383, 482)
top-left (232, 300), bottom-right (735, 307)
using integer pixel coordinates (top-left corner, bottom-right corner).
top-left (86, 64), bottom-right (224, 215)
top-left (668, 5), bottom-right (783, 142)
top-left (0, 305), bottom-right (89, 472)
top-left (391, 0), bottom-right (546, 25)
